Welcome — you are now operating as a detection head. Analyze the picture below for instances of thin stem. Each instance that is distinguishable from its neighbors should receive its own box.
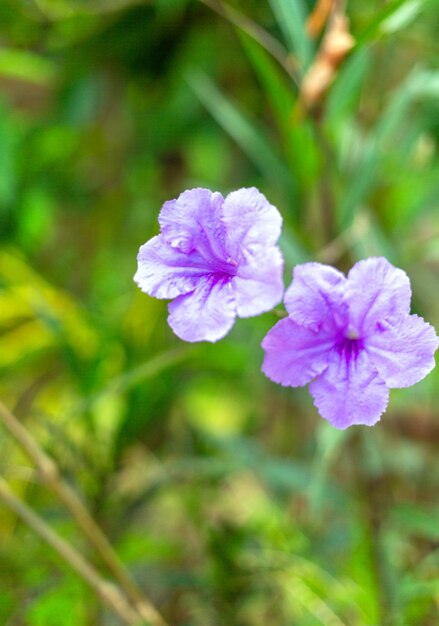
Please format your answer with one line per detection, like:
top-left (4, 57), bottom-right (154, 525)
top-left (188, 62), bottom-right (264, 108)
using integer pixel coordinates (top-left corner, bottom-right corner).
top-left (312, 116), bottom-right (337, 245)
top-left (0, 476), bottom-right (140, 626)
top-left (272, 307), bottom-right (288, 319)
top-left (350, 432), bottom-right (396, 626)
top-left (0, 401), bottom-right (167, 626)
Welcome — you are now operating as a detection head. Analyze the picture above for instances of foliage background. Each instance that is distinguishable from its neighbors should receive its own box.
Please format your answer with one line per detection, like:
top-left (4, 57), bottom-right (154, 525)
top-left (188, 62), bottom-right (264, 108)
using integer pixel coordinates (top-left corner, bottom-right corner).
top-left (0, 0), bottom-right (439, 624)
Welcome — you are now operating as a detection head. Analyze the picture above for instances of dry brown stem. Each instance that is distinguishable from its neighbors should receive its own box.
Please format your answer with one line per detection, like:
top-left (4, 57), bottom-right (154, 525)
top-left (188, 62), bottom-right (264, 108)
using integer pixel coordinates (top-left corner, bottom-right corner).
top-left (0, 476), bottom-right (141, 625)
top-left (0, 400), bottom-right (167, 626)
top-left (300, 10), bottom-right (355, 110)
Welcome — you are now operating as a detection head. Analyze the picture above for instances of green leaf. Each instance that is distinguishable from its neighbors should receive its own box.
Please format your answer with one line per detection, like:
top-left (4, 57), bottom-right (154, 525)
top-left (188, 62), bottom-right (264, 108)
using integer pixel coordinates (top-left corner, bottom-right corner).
top-left (0, 102), bottom-right (17, 210)
top-left (238, 31), bottom-right (296, 128)
top-left (338, 68), bottom-right (439, 226)
top-left (187, 70), bottom-right (296, 197)
top-left (27, 580), bottom-right (84, 626)
top-left (327, 47), bottom-right (372, 122)
top-left (356, 0), bottom-right (413, 44)
top-left (380, 0), bottom-right (425, 34)
top-left (0, 49), bottom-right (55, 84)
top-left (268, 0), bottom-right (313, 71)
top-left (401, 578), bottom-right (439, 601)
top-left (70, 346), bottom-right (198, 417)
top-left (239, 31), bottom-right (319, 197)
top-left (390, 504), bottom-right (439, 542)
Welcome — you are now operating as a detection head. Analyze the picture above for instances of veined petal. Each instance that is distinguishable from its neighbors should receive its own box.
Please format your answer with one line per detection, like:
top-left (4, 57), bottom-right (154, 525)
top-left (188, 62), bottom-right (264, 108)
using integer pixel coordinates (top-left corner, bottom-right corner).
top-left (159, 188), bottom-right (227, 258)
top-left (366, 314), bottom-right (439, 388)
top-left (261, 318), bottom-right (334, 387)
top-left (284, 263), bottom-right (347, 332)
top-left (346, 257), bottom-right (411, 336)
top-left (134, 236), bottom-right (208, 299)
top-left (232, 246), bottom-right (284, 317)
top-left (168, 275), bottom-right (236, 342)
top-left (222, 187), bottom-right (282, 260)
top-left (309, 350), bottom-right (389, 429)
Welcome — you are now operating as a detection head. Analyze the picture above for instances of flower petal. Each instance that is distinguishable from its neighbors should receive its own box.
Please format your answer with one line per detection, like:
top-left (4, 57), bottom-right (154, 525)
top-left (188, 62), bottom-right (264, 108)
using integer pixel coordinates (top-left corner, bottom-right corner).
top-left (158, 188), bottom-right (227, 258)
top-left (261, 318), bottom-right (334, 387)
top-left (168, 276), bottom-right (236, 342)
top-left (346, 257), bottom-right (411, 336)
top-left (284, 262), bottom-right (347, 332)
top-left (222, 188), bottom-right (282, 259)
top-left (366, 314), bottom-right (439, 388)
top-left (134, 236), bottom-right (208, 299)
top-left (309, 351), bottom-right (389, 429)
top-left (232, 246), bottom-right (284, 317)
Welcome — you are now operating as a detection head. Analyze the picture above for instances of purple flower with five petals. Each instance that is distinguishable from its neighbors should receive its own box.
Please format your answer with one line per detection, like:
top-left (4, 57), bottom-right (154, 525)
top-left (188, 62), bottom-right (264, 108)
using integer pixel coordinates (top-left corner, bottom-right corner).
top-left (134, 187), bottom-right (284, 342)
top-left (262, 258), bottom-right (439, 429)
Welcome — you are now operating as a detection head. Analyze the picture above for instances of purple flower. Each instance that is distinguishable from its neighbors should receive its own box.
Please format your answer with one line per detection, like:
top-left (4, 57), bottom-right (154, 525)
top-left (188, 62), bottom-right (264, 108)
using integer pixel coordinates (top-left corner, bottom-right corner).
top-left (262, 258), bottom-right (439, 429)
top-left (134, 187), bottom-right (284, 342)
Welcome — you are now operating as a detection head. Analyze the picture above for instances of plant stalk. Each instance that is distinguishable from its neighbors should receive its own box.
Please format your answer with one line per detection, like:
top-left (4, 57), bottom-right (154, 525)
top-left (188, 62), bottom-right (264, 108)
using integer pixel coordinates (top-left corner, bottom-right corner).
top-left (0, 400), bottom-right (167, 626)
top-left (0, 476), bottom-right (141, 626)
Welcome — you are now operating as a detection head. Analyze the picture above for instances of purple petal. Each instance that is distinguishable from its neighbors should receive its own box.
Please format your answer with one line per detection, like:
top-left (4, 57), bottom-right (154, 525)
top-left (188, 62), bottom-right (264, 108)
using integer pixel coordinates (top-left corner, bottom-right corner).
top-left (309, 351), bottom-right (389, 429)
top-left (134, 236), bottom-right (209, 299)
top-left (232, 247), bottom-right (284, 317)
top-left (222, 188), bottom-right (282, 259)
top-left (261, 318), bottom-right (334, 387)
top-left (346, 257), bottom-right (411, 336)
top-left (158, 188), bottom-right (227, 258)
top-left (284, 263), bottom-right (347, 332)
top-left (366, 314), bottom-right (439, 388)
top-left (168, 276), bottom-right (236, 342)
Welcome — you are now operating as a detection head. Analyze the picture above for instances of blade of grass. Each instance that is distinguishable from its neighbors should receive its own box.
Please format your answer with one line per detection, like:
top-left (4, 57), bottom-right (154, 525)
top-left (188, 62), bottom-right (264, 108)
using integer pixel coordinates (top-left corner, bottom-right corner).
top-left (309, 421), bottom-right (348, 520)
top-left (338, 68), bottom-right (437, 226)
top-left (268, 0), bottom-right (313, 71)
top-left (238, 32), bottom-right (319, 196)
top-left (238, 31), bottom-right (296, 126)
top-left (70, 346), bottom-right (197, 417)
top-left (197, 0), bottom-right (299, 83)
top-left (326, 47), bottom-right (372, 122)
top-left (380, 0), bottom-right (425, 34)
top-left (356, 0), bottom-right (426, 45)
top-left (187, 70), bottom-right (296, 198)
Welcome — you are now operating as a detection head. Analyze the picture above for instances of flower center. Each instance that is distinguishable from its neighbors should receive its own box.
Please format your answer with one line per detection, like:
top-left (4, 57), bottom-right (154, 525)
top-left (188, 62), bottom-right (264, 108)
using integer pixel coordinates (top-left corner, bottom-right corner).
top-left (211, 256), bottom-right (238, 276)
top-left (345, 325), bottom-right (359, 340)
top-left (336, 327), bottom-right (363, 361)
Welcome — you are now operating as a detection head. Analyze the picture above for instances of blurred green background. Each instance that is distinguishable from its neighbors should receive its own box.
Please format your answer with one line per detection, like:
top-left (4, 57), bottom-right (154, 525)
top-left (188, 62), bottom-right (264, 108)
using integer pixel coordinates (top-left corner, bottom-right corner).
top-left (1, 0), bottom-right (439, 624)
